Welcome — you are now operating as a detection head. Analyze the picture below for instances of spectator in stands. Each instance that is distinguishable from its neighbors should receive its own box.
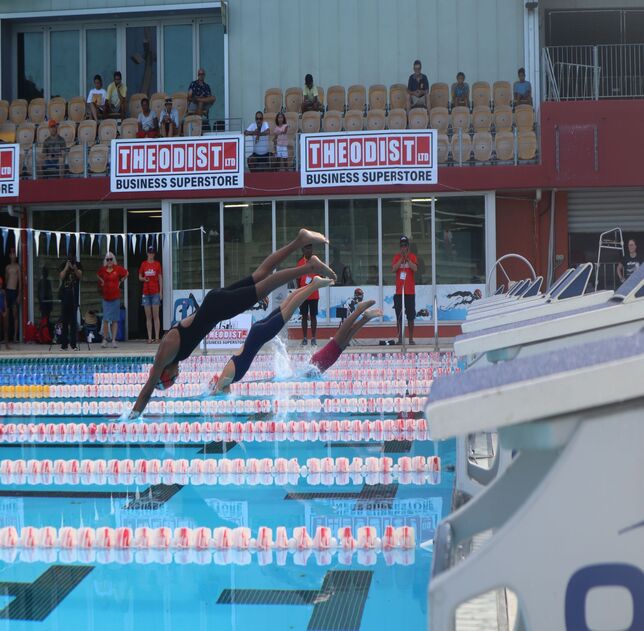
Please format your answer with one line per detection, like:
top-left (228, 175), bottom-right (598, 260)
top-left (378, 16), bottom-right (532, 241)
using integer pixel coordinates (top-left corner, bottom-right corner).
top-left (136, 98), bottom-right (158, 138)
top-left (392, 235), bottom-right (417, 345)
top-left (617, 238), bottom-right (642, 284)
top-left (4, 248), bottom-right (19, 344)
top-left (187, 68), bottom-right (216, 117)
top-left (42, 119), bottom-right (66, 178)
top-left (513, 67), bottom-right (532, 106)
top-left (159, 98), bottom-right (179, 137)
top-left (58, 254), bottom-right (82, 351)
top-left (273, 112), bottom-right (289, 171)
top-left (106, 71), bottom-right (127, 118)
top-left (245, 111), bottom-right (271, 171)
top-left (451, 72), bottom-right (470, 108)
top-left (302, 74), bottom-right (321, 112)
top-left (97, 252), bottom-right (128, 349)
top-left (407, 60), bottom-right (429, 110)
top-left (86, 74), bottom-right (108, 121)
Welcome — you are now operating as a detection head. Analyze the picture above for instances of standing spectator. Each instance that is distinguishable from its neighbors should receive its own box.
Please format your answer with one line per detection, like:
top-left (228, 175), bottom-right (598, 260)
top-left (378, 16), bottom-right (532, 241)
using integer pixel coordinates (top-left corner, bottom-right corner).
top-left (187, 68), bottom-right (216, 117)
top-left (392, 235), bottom-right (417, 345)
top-left (86, 74), bottom-right (108, 121)
top-left (136, 98), bottom-right (158, 138)
top-left (407, 60), bottom-right (429, 110)
top-left (106, 71), bottom-right (127, 118)
top-left (451, 72), bottom-right (470, 108)
top-left (159, 98), bottom-right (179, 137)
top-left (245, 111), bottom-right (270, 171)
top-left (297, 243), bottom-right (320, 346)
top-left (0, 276), bottom-right (9, 349)
top-left (97, 252), bottom-right (128, 349)
top-left (273, 112), bottom-right (289, 171)
top-left (37, 266), bottom-right (53, 321)
top-left (58, 254), bottom-right (83, 350)
top-left (302, 74), bottom-right (321, 112)
top-left (617, 238), bottom-right (642, 284)
top-left (4, 248), bottom-right (19, 344)
top-left (513, 67), bottom-right (532, 106)
top-left (42, 120), bottom-right (66, 178)
top-left (139, 246), bottom-right (163, 344)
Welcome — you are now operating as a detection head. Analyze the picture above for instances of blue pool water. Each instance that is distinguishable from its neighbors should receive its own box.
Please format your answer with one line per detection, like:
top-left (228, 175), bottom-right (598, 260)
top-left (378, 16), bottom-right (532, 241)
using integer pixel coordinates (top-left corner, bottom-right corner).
top-left (0, 353), bottom-right (456, 630)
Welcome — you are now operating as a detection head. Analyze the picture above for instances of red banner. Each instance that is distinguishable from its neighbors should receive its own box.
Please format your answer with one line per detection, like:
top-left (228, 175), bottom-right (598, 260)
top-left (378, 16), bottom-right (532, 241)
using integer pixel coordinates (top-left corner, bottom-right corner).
top-left (0, 144), bottom-right (20, 198)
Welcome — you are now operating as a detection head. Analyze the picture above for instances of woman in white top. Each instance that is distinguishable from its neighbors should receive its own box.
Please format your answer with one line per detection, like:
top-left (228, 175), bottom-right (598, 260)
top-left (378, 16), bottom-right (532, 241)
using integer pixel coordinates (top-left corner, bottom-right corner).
top-left (86, 74), bottom-right (108, 121)
top-left (137, 98), bottom-right (159, 138)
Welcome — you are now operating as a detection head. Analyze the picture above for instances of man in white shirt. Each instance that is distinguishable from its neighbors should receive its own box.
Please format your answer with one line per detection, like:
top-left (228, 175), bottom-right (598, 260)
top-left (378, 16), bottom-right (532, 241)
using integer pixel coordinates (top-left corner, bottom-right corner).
top-left (159, 98), bottom-right (180, 137)
top-left (136, 98), bottom-right (158, 138)
top-left (244, 111), bottom-right (270, 171)
top-left (86, 74), bottom-right (108, 121)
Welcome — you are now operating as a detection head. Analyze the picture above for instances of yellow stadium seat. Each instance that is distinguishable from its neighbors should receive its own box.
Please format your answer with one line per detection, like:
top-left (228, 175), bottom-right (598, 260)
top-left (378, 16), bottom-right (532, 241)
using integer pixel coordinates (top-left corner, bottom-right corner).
top-left (450, 106), bottom-right (470, 134)
top-left (514, 104), bottom-right (535, 131)
top-left (300, 111), bottom-right (321, 133)
top-left (25, 146), bottom-right (44, 177)
top-left (9, 99), bottom-right (28, 125)
top-left (285, 112), bottom-right (299, 133)
top-left (16, 122), bottom-right (35, 147)
top-left (129, 93), bottom-right (147, 118)
top-left (317, 87), bottom-right (325, 109)
top-left (77, 119), bottom-right (97, 146)
top-left (326, 85), bottom-right (346, 113)
top-left (98, 119), bottom-right (117, 143)
top-left (36, 125), bottom-right (51, 145)
top-left (47, 98), bottom-right (66, 124)
top-left (473, 131), bottom-right (493, 162)
top-left (0, 100), bottom-right (8, 124)
top-left (408, 108), bottom-right (428, 129)
top-left (88, 144), bottom-right (109, 173)
top-left (493, 105), bottom-right (513, 132)
top-left (429, 83), bottom-right (449, 109)
top-left (493, 81), bottom-right (512, 108)
top-left (58, 121), bottom-right (76, 147)
top-left (28, 98), bottom-right (46, 124)
top-left (119, 118), bottom-right (138, 139)
top-left (0, 123), bottom-right (15, 143)
top-left (171, 92), bottom-right (188, 122)
top-left (182, 114), bottom-right (202, 137)
top-left (264, 88), bottom-right (282, 113)
top-left (437, 134), bottom-right (450, 165)
top-left (368, 85), bottom-right (387, 111)
top-left (322, 111), bottom-right (342, 133)
top-left (429, 107), bottom-right (449, 134)
top-left (472, 106), bottom-right (492, 132)
top-left (386, 108), bottom-right (407, 130)
top-left (347, 85), bottom-right (366, 112)
top-left (471, 81), bottom-right (491, 109)
top-left (517, 130), bottom-right (537, 160)
top-left (67, 96), bottom-right (86, 123)
top-left (494, 130), bottom-right (515, 162)
top-left (343, 109), bottom-right (364, 132)
top-left (366, 109), bottom-right (386, 130)
top-left (389, 84), bottom-right (407, 111)
top-left (451, 130), bottom-right (472, 164)
top-left (67, 145), bottom-right (85, 175)
top-left (285, 87), bottom-right (303, 113)
top-left (150, 92), bottom-right (167, 120)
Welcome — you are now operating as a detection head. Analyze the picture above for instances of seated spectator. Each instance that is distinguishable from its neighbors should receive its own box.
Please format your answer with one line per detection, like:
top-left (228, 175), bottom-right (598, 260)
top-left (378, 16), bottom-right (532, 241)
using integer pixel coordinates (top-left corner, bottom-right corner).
top-left (42, 119), bottom-right (66, 178)
top-left (244, 111), bottom-right (270, 171)
top-left (513, 67), bottom-right (532, 106)
top-left (136, 98), bottom-right (158, 138)
top-left (407, 59), bottom-right (429, 110)
top-left (451, 72), bottom-right (470, 108)
top-left (86, 74), bottom-right (108, 121)
top-left (302, 74), bottom-right (321, 112)
top-left (272, 112), bottom-right (289, 171)
top-left (187, 68), bottom-right (216, 117)
top-left (159, 98), bottom-right (180, 137)
top-left (106, 71), bottom-right (127, 118)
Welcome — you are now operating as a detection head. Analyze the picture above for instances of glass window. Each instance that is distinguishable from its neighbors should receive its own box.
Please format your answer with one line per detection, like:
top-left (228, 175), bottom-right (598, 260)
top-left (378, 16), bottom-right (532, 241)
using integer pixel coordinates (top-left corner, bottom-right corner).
top-left (163, 24), bottom-right (193, 96)
top-left (50, 30), bottom-right (80, 100)
top-left (126, 26), bottom-right (158, 95)
top-left (86, 29), bottom-right (117, 98)
top-left (199, 22), bottom-right (225, 123)
top-left (17, 32), bottom-right (44, 100)
top-left (223, 201), bottom-right (272, 286)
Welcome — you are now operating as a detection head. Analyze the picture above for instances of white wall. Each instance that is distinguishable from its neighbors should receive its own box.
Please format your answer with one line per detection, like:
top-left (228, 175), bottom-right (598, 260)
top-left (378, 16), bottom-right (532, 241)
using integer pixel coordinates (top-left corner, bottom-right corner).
top-left (228, 0), bottom-right (525, 126)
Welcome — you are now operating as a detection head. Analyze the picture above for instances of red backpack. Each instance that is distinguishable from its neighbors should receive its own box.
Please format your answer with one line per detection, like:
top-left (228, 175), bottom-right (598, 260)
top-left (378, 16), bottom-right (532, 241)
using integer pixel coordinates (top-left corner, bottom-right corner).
top-left (38, 317), bottom-right (52, 344)
top-left (24, 321), bottom-right (38, 343)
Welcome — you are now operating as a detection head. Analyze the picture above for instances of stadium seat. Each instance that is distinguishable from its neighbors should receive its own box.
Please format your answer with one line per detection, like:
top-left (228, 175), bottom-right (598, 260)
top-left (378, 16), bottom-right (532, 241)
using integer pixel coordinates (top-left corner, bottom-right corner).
top-left (182, 114), bottom-right (202, 137)
top-left (472, 106), bottom-right (492, 132)
top-left (451, 130), bottom-right (472, 164)
top-left (493, 105), bottom-right (513, 132)
top-left (471, 81), bottom-right (491, 108)
top-left (517, 130), bottom-right (537, 160)
top-left (0, 100), bottom-right (8, 124)
top-left (300, 111), bottom-right (321, 133)
top-left (88, 144), bottom-right (109, 173)
top-left (0, 122), bottom-right (16, 143)
top-left (27, 98), bottom-right (46, 124)
top-left (67, 145), bottom-right (85, 175)
top-left (366, 109), bottom-right (386, 130)
top-left (24, 146), bottom-right (43, 177)
top-left (317, 86), bottom-right (325, 110)
top-left (285, 111), bottom-right (299, 133)
top-left (98, 119), bottom-right (117, 143)
top-left (36, 124), bottom-right (51, 145)
top-left (389, 84), bottom-right (407, 111)
top-left (429, 107), bottom-right (449, 134)
top-left (77, 119), bottom-right (97, 146)
top-left (67, 97), bottom-right (86, 123)
top-left (119, 118), bottom-right (138, 139)
top-left (9, 99), bottom-right (28, 125)
top-left (171, 92), bottom-right (188, 121)
top-left (368, 85), bottom-right (387, 111)
top-left (343, 109), bottom-right (364, 132)
top-left (326, 85), bottom-right (346, 113)
top-left (150, 92), bottom-right (167, 120)
top-left (58, 121), bottom-right (76, 147)
top-left (473, 131), bottom-right (493, 162)
top-left (493, 81), bottom-right (512, 108)
top-left (494, 130), bottom-right (515, 162)
top-left (16, 122), bottom-right (35, 147)
top-left (408, 108), bottom-right (428, 129)
top-left (514, 104), bottom-right (534, 131)
top-left (347, 85), bottom-right (367, 112)
top-left (264, 88), bottom-right (283, 114)
top-left (285, 87), bottom-right (303, 113)
top-left (386, 108), bottom-right (407, 130)
top-left (129, 93), bottom-right (147, 118)
top-left (437, 134), bottom-right (450, 165)
top-left (47, 97), bottom-right (66, 124)
top-left (429, 83), bottom-right (449, 109)
top-left (450, 106), bottom-right (470, 134)
top-left (322, 111), bottom-right (342, 133)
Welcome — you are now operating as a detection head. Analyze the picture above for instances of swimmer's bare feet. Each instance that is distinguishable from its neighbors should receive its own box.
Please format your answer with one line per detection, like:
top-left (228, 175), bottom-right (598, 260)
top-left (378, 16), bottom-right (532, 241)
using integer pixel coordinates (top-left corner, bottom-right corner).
top-left (297, 228), bottom-right (328, 247)
top-left (352, 299), bottom-right (375, 316)
top-left (308, 255), bottom-right (337, 281)
top-left (363, 308), bottom-right (383, 320)
top-left (312, 276), bottom-right (334, 289)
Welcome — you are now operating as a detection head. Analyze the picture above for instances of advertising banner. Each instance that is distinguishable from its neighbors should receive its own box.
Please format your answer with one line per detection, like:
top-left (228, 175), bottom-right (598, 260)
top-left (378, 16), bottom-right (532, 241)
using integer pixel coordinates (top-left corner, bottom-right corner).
top-left (300, 129), bottom-right (437, 188)
top-left (110, 135), bottom-right (244, 193)
top-left (0, 144), bottom-right (19, 198)
top-left (205, 313), bottom-right (252, 348)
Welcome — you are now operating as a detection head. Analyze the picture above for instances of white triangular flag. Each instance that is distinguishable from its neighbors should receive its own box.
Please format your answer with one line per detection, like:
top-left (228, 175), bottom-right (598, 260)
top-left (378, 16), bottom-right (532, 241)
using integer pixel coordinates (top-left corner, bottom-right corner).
top-left (130, 234), bottom-right (136, 253)
top-left (12, 228), bottom-right (20, 257)
top-left (90, 233), bottom-right (95, 255)
top-left (55, 232), bottom-right (62, 257)
top-left (34, 230), bottom-right (40, 256)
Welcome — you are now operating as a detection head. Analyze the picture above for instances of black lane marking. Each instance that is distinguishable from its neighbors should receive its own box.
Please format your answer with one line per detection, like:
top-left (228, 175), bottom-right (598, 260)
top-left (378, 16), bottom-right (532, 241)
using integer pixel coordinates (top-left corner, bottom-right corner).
top-left (382, 440), bottom-right (413, 453)
top-left (124, 484), bottom-right (184, 509)
top-left (197, 441), bottom-right (238, 454)
top-left (217, 589), bottom-right (319, 605)
top-left (285, 483), bottom-right (398, 502)
top-left (0, 490), bottom-right (130, 499)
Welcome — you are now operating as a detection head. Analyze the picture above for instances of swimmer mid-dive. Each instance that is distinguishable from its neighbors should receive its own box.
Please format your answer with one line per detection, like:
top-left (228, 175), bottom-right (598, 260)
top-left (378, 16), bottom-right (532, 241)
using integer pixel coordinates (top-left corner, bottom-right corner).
top-left (131, 229), bottom-right (336, 416)
top-left (210, 298), bottom-right (382, 394)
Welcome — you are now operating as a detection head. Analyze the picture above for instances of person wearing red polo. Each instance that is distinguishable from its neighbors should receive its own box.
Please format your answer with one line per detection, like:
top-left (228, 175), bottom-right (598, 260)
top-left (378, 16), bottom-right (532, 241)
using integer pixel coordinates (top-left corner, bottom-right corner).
top-left (97, 252), bottom-right (128, 348)
top-left (392, 235), bottom-right (417, 344)
top-left (297, 243), bottom-right (320, 346)
top-left (139, 246), bottom-right (163, 344)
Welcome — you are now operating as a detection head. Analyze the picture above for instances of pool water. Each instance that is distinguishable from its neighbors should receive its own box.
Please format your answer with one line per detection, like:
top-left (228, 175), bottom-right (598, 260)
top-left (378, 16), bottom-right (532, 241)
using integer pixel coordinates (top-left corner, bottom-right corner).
top-left (0, 352), bottom-right (458, 631)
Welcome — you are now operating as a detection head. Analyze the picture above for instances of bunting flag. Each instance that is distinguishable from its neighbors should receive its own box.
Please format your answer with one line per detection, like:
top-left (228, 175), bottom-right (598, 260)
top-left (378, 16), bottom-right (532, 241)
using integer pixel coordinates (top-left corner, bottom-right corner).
top-left (130, 234), bottom-right (137, 254)
top-left (45, 231), bottom-right (52, 254)
top-left (12, 228), bottom-right (20, 257)
top-left (34, 230), bottom-right (40, 256)
top-left (65, 233), bottom-right (71, 255)
top-left (79, 233), bottom-right (86, 252)
top-left (121, 234), bottom-right (126, 256)
top-left (89, 233), bottom-right (95, 255)
top-left (55, 232), bottom-right (62, 257)
top-left (1, 228), bottom-right (7, 254)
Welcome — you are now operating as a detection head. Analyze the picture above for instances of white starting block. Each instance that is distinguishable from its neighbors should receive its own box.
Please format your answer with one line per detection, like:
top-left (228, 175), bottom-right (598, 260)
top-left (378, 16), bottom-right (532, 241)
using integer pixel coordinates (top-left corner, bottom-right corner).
top-left (468, 277), bottom-right (537, 312)
top-left (427, 330), bottom-right (644, 630)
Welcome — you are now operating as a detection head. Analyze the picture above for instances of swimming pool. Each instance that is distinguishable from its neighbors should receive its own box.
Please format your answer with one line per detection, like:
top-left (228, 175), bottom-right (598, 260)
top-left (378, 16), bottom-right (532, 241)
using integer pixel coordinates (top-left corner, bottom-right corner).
top-left (0, 351), bottom-right (458, 630)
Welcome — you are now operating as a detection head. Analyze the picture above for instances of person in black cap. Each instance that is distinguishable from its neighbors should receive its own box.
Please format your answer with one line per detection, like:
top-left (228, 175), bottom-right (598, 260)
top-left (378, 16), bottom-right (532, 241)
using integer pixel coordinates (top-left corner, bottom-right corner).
top-left (139, 246), bottom-right (163, 343)
top-left (392, 235), bottom-right (417, 344)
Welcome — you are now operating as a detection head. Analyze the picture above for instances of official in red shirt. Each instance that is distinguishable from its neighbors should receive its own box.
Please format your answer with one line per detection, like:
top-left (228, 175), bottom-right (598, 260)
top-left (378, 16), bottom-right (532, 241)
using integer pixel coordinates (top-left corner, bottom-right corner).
top-left (392, 235), bottom-right (417, 344)
top-left (139, 246), bottom-right (163, 344)
top-left (97, 252), bottom-right (128, 348)
top-left (297, 243), bottom-right (320, 346)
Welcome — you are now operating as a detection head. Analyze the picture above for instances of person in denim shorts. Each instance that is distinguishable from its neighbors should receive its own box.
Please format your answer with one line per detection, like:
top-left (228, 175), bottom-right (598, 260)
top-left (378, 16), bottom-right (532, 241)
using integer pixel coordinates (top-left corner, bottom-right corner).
top-left (139, 246), bottom-right (163, 343)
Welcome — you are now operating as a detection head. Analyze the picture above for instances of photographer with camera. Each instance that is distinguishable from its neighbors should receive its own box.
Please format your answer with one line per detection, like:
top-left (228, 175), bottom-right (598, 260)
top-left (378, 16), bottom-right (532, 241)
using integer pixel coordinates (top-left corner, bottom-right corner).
top-left (58, 254), bottom-right (83, 350)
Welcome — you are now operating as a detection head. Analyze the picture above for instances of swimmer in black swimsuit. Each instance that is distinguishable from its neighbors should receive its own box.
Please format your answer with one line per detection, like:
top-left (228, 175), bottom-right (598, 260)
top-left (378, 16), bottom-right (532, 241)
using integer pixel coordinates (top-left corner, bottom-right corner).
top-left (131, 229), bottom-right (335, 416)
top-left (210, 276), bottom-right (334, 394)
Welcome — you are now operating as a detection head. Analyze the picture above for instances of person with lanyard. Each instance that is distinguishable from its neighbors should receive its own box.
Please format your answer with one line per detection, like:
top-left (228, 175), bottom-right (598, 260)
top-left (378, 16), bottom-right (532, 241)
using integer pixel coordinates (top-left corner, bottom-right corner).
top-left (392, 235), bottom-right (417, 345)
top-left (58, 254), bottom-right (83, 350)
top-left (297, 243), bottom-right (320, 346)
top-left (617, 238), bottom-right (642, 284)
top-left (139, 246), bottom-right (163, 344)
top-left (244, 111), bottom-right (271, 171)
top-left (130, 229), bottom-right (336, 417)
top-left (97, 252), bottom-right (128, 349)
